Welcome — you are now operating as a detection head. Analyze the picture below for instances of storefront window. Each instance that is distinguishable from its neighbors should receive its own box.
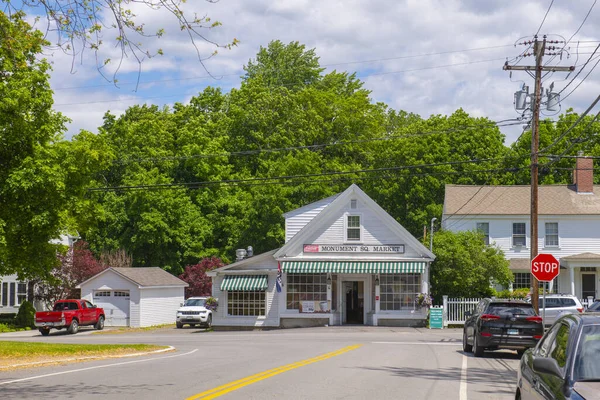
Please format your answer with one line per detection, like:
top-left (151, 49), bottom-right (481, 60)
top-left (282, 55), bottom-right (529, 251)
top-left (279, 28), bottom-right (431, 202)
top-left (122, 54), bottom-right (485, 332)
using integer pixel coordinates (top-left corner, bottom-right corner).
top-left (286, 274), bottom-right (327, 310)
top-left (380, 274), bottom-right (421, 310)
top-left (227, 290), bottom-right (265, 316)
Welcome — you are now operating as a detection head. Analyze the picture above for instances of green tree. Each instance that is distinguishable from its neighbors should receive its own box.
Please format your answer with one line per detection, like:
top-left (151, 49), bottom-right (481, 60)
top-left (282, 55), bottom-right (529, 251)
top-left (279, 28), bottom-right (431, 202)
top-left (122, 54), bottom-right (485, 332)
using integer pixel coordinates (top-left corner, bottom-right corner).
top-left (0, 11), bottom-right (69, 279)
top-left (430, 230), bottom-right (512, 300)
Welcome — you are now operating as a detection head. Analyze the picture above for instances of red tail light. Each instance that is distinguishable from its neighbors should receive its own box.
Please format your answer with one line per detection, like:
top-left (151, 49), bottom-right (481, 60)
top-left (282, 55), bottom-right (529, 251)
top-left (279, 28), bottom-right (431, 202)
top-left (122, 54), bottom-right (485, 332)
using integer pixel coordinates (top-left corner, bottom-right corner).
top-left (534, 335), bottom-right (543, 339)
top-left (526, 316), bottom-right (543, 323)
top-left (480, 332), bottom-right (493, 337)
top-left (577, 308), bottom-right (584, 313)
top-left (480, 314), bottom-right (500, 321)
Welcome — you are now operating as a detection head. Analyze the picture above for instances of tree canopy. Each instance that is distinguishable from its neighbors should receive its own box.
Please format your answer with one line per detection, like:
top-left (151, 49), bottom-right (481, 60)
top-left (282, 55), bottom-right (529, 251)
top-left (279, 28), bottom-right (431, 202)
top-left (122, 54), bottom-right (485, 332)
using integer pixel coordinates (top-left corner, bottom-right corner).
top-left (0, 11), bottom-right (69, 279)
top-left (430, 230), bottom-right (512, 299)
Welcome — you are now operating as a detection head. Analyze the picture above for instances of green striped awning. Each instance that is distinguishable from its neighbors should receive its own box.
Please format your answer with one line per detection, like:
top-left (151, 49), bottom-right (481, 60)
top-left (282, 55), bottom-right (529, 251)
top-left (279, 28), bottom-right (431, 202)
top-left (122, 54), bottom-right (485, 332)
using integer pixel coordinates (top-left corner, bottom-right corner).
top-left (220, 275), bottom-right (268, 291)
top-left (281, 261), bottom-right (425, 274)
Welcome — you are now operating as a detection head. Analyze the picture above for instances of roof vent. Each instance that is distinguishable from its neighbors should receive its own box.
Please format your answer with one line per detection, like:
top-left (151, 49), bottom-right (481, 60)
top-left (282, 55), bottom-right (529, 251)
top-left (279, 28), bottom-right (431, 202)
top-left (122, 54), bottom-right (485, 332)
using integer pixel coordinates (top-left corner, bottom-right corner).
top-left (246, 246), bottom-right (254, 257)
top-left (350, 199), bottom-right (357, 209)
top-left (235, 249), bottom-right (247, 261)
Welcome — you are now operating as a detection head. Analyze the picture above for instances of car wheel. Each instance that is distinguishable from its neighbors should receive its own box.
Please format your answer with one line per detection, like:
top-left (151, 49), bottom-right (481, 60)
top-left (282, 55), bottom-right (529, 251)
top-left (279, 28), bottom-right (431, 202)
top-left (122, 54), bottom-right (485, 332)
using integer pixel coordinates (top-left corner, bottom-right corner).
top-left (515, 388), bottom-right (521, 400)
top-left (473, 333), bottom-right (484, 357)
top-left (176, 322), bottom-right (183, 329)
top-left (205, 315), bottom-right (212, 329)
top-left (67, 319), bottom-right (79, 334)
top-left (462, 330), bottom-right (473, 353)
top-left (39, 328), bottom-right (50, 336)
top-left (95, 316), bottom-right (105, 330)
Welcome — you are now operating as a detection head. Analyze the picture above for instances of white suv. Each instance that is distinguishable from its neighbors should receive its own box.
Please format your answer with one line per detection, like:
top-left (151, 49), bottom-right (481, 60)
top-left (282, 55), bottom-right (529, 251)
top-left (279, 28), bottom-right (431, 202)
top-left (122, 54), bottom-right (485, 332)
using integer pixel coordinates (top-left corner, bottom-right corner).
top-left (536, 294), bottom-right (584, 326)
top-left (176, 297), bottom-right (212, 328)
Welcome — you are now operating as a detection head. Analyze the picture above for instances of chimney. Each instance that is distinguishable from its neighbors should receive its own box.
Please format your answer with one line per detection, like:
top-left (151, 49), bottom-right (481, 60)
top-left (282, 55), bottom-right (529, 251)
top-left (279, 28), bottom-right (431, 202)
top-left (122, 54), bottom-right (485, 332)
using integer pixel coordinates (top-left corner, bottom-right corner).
top-left (573, 151), bottom-right (594, 193)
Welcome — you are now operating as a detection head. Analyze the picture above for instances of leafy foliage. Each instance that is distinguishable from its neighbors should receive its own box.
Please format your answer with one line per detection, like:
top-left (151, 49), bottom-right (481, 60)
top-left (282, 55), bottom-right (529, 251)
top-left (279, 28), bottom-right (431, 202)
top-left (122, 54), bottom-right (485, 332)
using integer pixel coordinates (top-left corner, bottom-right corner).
top-left (2, 1), bottom-right (237, 83)
top-left (178, 257), bottom-right (223, 298)
top-left (35, 241), bottom-right (109, 308)
top-left (430, 230), bottom-right (512, 299)
top-left (0, 11), bottom-right (69, 279)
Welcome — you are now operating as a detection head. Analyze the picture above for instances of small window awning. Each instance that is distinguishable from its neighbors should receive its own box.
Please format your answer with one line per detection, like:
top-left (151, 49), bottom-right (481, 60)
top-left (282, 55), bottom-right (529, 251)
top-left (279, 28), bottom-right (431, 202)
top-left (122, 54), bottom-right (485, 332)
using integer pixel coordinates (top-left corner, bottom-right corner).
top-left (220, 275), bottom-right (268, 291)
top-left (281, 261), bottom-right (426, 274)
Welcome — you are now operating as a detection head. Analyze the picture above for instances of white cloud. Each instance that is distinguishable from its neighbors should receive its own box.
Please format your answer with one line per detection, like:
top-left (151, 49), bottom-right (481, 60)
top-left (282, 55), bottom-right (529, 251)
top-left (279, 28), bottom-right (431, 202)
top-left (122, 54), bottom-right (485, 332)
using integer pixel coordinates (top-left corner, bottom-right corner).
top-left (38, 0), bottom-right (600, 145)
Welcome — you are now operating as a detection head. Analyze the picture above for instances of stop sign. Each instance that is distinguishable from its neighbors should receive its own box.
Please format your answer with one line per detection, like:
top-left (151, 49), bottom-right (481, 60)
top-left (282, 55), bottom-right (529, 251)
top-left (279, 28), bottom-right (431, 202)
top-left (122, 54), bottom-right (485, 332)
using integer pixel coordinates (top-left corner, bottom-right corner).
top-left (531, 253), bottom-right (560, 282)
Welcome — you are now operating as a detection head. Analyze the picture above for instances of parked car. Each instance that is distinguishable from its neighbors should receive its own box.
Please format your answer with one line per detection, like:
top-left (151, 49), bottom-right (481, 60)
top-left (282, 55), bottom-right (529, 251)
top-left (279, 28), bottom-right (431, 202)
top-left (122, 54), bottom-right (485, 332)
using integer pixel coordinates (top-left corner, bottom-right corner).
top-left (35, 299), bottom-right (105, 336)
top-left (176, 297), bottom-right (212, 328)
top-left (536, 294), bottom-right (584, 326)
top-left (463, 298), bottom-right (544, 358)
top-left (516, 313), bottom-right (600, 400)
top-left (585, 300), bottom-right (600, 313)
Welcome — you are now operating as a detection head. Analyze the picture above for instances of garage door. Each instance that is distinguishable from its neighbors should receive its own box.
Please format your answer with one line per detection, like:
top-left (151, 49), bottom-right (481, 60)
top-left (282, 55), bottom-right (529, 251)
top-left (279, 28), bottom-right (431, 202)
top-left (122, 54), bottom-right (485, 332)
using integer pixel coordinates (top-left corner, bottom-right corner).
top-left (93, 290), bottom-right (130, 326)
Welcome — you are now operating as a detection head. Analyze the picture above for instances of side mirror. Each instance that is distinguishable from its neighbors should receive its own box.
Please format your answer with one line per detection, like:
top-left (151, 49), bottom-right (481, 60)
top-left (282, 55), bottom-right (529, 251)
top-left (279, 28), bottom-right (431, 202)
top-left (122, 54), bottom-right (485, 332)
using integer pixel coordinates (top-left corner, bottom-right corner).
top-left (92, 305), bottom-right (97, 308)
top-left (532, 356), bottom-right (563, 378)
top-left (465, 311), bottom-right (472, 317)
top-left (180, 302), bottom-right (184, 307)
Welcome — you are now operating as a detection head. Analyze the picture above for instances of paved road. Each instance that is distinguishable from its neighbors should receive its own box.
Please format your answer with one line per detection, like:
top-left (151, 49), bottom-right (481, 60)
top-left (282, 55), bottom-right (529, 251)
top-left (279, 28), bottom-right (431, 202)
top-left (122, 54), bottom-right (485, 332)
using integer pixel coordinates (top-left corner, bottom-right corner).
top-left (0, 327), bottom-right (520, 399)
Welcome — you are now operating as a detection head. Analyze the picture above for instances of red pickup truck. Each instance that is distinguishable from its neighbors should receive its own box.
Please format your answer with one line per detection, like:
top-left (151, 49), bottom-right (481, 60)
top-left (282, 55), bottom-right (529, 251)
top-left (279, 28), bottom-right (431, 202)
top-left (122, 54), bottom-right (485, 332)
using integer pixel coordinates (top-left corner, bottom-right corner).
top-left (35, 299), bottom-right (105, 336)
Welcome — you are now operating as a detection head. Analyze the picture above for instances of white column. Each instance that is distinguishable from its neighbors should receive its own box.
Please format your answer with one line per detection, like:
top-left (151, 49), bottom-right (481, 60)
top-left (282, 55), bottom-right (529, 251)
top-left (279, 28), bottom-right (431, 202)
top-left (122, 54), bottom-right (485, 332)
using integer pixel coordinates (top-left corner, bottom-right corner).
top-left (570, 267), bottom-right (576, 296)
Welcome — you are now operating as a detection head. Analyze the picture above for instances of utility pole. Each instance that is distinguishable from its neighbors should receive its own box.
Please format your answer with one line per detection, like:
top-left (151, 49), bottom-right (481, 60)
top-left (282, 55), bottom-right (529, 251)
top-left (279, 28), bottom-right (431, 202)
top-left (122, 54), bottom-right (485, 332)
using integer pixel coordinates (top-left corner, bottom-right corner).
top-left (503, 35), bottom-right (574, 314)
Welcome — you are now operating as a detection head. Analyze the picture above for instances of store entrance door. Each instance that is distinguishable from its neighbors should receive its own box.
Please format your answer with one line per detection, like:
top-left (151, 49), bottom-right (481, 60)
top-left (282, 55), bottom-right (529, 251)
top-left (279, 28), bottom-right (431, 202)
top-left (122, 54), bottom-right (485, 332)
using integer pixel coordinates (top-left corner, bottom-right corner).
top-left (343, 281), bottom-right (364, 324)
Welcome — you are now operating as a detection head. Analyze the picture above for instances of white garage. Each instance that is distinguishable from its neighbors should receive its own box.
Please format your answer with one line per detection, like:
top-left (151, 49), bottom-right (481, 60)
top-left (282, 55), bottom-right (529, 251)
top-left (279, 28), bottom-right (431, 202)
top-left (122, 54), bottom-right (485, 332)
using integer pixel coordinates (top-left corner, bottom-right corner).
top-left (77, 267), bottom-right (188, 328)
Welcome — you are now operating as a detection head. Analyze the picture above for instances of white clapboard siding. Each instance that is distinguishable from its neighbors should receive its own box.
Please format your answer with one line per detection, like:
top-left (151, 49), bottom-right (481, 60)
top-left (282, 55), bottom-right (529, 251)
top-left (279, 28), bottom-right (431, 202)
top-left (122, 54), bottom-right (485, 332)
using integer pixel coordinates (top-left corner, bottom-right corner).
top-left (285, 194), bottom-right (339, 242)
top-left (444, 215), bottom-right (600, 258)
top-left (139, 287), bottom-right (184, 327)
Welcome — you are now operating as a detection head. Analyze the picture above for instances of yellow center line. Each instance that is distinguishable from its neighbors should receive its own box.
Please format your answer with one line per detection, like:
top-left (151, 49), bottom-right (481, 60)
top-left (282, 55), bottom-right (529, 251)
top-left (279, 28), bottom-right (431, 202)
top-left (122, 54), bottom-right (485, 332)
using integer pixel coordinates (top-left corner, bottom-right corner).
top-left (186, 344), bottom-right (362, 400)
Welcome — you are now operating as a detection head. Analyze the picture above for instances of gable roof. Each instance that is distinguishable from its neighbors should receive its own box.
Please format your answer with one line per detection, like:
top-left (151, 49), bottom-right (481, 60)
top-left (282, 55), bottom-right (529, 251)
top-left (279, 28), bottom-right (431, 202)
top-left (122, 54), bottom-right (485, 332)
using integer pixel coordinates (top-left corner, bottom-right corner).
top-left (77, 267), bottom-right (188, 288)
top-left (560, 252), bottom-right (600, 260)
top-left (274, 184), bottom-right (435, 260)
top-left (444, 185), bottom-right (600, 216)
top-left (207, 249), bottom-right (279, 275)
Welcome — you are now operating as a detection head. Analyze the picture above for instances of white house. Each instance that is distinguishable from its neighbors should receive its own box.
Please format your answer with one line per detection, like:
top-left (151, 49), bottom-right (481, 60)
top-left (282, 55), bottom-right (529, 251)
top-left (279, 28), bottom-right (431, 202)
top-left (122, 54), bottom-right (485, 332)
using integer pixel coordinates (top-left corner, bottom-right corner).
top-left (208, 184), bottom-right (435, 328)
top-left (0, 234), bottom-right (77, 314)
top-left (77, 267), bottom-right (188, 327)
top-left (442, 155), bottom-right (600, 300)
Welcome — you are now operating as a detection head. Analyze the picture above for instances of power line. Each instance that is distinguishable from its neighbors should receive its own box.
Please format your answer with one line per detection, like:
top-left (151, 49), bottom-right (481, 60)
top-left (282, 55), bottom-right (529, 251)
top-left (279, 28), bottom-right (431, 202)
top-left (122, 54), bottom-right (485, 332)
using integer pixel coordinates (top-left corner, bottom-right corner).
top-left (88, 156), bottom-right (520, 192)
top-left (539, 93), bottom-right (600, 154)
top-left (536, 0), bottom-right (555, 35)
top-left (53, 57), bottom-right (508, 107)
top-left (111, 119), bottom-right (523, 165)
top-left (52, 45), bottom-right (515, 91)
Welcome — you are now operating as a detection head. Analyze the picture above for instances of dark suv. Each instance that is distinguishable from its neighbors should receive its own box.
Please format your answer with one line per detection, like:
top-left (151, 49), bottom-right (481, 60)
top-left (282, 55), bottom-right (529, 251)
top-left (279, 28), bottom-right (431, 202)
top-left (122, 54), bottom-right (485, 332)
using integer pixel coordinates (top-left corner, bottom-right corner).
top-left (463, 298), bottom-right (544, 357)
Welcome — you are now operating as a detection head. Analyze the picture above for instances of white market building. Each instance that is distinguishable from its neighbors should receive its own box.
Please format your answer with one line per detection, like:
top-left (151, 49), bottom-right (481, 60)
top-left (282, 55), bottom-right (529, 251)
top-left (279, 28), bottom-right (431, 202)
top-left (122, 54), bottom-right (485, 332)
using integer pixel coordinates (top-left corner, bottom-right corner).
top-left (208, 184), bottom-right (435, 328)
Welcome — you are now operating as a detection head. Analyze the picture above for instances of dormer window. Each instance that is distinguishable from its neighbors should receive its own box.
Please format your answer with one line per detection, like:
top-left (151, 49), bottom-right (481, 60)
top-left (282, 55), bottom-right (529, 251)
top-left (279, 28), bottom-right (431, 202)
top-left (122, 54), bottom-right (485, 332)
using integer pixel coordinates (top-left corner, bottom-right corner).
top-left (347, 215), bottom-right (361, 241)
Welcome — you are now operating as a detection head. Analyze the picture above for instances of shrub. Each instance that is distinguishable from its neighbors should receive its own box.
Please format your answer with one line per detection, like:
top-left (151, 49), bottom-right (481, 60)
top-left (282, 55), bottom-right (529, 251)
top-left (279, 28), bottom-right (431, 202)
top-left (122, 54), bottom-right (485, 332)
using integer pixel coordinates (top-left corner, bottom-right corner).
top-left (15, 300), bottom-right (36, 329)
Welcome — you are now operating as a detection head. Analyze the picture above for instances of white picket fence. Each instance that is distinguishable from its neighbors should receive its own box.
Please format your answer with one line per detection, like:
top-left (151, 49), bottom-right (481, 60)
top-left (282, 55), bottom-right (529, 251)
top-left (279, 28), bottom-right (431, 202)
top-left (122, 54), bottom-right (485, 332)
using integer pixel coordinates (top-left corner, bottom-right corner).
top-left (441, 295), bottom-right (595, 327)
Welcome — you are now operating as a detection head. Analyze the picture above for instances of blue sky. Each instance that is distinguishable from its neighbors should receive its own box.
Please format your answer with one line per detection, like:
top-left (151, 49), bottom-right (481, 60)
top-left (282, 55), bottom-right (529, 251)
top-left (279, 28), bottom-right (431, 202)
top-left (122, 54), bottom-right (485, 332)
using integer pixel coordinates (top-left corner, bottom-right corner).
top-left (31, 0), bottom-right (600, 144)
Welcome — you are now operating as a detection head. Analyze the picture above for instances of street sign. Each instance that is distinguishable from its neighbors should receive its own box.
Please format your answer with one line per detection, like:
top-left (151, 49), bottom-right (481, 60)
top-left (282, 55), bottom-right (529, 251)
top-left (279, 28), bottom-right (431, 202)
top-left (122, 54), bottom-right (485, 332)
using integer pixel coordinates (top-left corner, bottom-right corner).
top-left (429, 306), bottom-right (443, 329)
top-left (531, 253), bottom-right (560, 282)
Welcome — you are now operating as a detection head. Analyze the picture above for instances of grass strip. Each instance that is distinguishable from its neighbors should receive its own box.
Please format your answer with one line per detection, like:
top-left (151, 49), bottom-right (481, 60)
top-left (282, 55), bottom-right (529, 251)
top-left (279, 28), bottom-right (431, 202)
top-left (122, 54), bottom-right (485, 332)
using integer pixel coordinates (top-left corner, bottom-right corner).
top-left (0, 341), bottom-right (165, 358)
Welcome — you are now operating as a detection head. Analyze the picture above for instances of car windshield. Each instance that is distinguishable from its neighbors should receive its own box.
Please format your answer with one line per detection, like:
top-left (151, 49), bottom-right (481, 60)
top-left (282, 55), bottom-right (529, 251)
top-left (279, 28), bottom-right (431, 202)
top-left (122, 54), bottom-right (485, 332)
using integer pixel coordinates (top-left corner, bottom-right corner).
top-left (575, 325), bottom-right (600, 382)
top-left (588, 302), bottom-right (600, 312)
top-left (184, 299), bottom-right (206, 307)
top-left (488, 303), bottom-right (536, 316)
